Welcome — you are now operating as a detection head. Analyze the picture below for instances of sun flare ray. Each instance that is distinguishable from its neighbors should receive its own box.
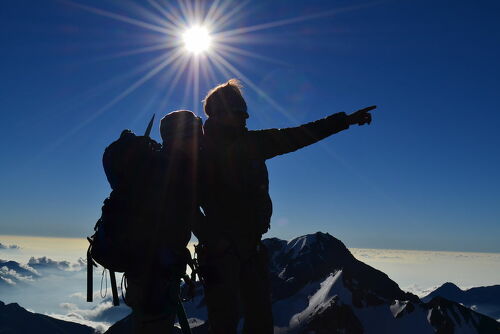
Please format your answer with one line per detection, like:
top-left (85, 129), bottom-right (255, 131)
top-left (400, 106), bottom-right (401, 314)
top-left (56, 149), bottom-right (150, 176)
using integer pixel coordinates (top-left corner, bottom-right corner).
top-left (209, 0), bottom-right (251, 32)
top-left (205, 52), bottom-right (233, 83)
top-left (56, 0), bottom-right (374, 149)
top-left (177, 0), bottom-right (196, 26)
top-left (147, 0), bottom-right (186, 28)
top-left (210, 50), bottom-right (296, 121)
top-left (193, 55), bottom-right (201, 115)
top-left (117, 0), bottom-right (175, 31)
top-left (157, 55), bottom-right (192, 112)
top-left (65, 0), bottom-right (175, 35)
top-left (216, 3), bottom-right (376, 39)
top-left (43, 50), bottom-right (184, 154)
top-left (204, 0), bottom-right (224, 26)
top-left (216, 43), bottom-right (289, 66)
top-left (94, 42), bottom-right (178, 61)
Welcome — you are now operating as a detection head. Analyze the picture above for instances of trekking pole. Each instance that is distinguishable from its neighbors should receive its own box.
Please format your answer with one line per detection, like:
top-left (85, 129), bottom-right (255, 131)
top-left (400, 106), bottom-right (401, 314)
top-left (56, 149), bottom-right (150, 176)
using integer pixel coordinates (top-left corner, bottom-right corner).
top-left (176, 297), bottom-right (192, 334)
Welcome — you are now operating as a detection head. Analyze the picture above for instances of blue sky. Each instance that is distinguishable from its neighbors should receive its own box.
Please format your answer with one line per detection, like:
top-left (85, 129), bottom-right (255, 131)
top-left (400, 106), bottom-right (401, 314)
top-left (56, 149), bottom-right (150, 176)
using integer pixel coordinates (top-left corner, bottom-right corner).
top-left (0, 0), bottom-right (499, 252)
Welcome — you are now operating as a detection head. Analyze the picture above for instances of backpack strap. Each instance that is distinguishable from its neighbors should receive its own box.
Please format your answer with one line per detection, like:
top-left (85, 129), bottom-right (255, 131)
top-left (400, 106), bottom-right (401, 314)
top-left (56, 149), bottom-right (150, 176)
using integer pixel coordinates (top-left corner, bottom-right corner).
top-left (109, 270), bottom-right (120, 306)
top-left (86, 238), bottom-right (97, 302)
top-left (87, 245), bottom-right (93, 302)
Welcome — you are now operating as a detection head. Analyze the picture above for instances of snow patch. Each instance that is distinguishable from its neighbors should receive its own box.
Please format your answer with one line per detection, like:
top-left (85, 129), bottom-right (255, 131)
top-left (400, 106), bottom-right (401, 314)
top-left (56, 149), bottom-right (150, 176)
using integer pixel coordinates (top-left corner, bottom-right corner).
top-left (284, 234), bottom-right (317, 260)
top-left (390, 300), bottom-right (408, 318)
top-left (48, 312), bottom-right (110, 333)
top-left (289, 270), bottom-right (346, 329)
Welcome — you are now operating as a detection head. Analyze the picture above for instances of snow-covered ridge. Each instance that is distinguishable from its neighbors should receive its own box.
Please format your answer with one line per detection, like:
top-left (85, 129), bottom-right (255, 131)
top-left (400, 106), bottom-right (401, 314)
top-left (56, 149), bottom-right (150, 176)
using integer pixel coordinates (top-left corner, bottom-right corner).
top-left (264, 232), bottom-right (499, 334)
top-left (283, 233), bottom-right (320, 260)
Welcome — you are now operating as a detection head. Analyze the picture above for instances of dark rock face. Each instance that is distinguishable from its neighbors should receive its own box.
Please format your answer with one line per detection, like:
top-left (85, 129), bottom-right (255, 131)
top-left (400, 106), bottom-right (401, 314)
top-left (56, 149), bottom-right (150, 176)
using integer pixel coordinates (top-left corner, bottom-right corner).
top-left (424, 282), bottom-right (500, 319)
top-left (104, 314), bottom-right (208, 334)
top-left (0, 300), bottom-right (94, 334)
top-left (104, 315), bottom-right (133, 334)
top-left (264, 232), bottom-right (419, 304)
top-left (425, 296), bottom-right (500, 334)
top-left (427, 300), bottom-right (455, 334)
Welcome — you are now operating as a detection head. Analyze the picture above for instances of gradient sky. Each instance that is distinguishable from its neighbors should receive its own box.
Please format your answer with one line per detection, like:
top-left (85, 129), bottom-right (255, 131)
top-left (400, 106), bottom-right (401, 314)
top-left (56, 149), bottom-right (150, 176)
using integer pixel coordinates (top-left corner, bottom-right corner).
top-left (0, 0), bottom-right (499, 252)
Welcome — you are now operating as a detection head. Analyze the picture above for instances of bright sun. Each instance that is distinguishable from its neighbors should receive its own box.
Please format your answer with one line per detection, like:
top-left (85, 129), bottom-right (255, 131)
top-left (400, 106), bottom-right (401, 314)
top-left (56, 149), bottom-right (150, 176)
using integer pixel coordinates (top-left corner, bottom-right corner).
top-left (182, 26), bottom-right (211, 55)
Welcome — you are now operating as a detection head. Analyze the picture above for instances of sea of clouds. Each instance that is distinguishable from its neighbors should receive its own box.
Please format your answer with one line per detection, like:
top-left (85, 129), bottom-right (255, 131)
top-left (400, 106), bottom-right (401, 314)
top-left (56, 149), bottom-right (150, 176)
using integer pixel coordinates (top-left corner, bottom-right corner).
top-left (0, 253), bottom-right (131, 332)
top-left (0, 236), bottom-right (133, 332)
top-left (349, 247), bottom-right (500, 297)
top-left (1, 236), bottom-right (500, 332)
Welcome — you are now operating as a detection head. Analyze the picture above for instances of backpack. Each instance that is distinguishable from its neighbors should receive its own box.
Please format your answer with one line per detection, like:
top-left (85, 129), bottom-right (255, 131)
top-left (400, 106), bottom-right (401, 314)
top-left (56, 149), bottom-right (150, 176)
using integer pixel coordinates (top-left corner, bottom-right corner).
top-left (86, 126), bottom-right (161, 306)
top-left (86, 117), bottom-right (198, 334)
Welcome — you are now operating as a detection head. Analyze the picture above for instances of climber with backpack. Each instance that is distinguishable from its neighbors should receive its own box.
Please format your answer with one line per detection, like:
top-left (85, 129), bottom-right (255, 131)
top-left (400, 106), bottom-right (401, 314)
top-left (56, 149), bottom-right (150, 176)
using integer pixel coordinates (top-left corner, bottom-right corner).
top-left (87, 110), bottom-right (203, 334)
top-left (195, 79), bottom-right (375, 333)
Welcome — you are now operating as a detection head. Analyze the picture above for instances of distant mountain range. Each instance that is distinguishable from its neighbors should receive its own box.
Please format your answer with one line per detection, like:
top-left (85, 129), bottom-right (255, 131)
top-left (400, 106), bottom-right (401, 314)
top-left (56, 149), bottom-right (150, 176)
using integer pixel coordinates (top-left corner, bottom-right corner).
top-left (0, 300), bottom-right (94, 334)
top-left (423, 282), bottom-right (500, 321)
top-left (107, 232), bottom-right (500, 333)
top-left (1, 232), bottom-right (499, 333)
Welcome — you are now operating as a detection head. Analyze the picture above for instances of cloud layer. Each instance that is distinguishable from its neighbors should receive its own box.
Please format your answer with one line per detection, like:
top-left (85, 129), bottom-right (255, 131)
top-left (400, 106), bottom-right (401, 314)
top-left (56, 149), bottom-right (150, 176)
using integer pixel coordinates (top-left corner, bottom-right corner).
top-left (0, 259), bottom-right (40, 286)
top-left (2, 246), bottom-right (499, 332)
top-left (0, 242), bottom-right (20, 250)
top-left (0, 256), bottom-right (85, 287)
top-left (28, 256), bottom-right (85, 272)
top-left (0, 255), bottom-right (128, 332)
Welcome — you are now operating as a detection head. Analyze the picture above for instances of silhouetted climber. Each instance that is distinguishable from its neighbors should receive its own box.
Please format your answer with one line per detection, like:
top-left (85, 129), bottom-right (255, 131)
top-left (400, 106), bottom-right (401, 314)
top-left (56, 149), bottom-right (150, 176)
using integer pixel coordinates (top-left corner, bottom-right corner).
top-left (123, 110), bottom-right (202, 334)
top-left (193, 79), bottom-right (375, 334)
top-left (89, 110), bottom-right (202, 334)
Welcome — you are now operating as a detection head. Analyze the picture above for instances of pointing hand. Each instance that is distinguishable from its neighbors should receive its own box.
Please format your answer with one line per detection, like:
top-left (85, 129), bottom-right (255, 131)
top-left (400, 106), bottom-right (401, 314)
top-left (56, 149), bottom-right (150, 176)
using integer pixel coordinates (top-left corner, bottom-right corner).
top-left (347, 105), bottom-right (376, 126)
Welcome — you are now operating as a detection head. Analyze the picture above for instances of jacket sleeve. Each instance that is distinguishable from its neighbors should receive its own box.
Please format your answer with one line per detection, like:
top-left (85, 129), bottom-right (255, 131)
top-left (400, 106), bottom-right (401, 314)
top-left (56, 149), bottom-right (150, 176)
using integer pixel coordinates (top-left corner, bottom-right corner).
top-left (238, 112), bottom-right (350, 160)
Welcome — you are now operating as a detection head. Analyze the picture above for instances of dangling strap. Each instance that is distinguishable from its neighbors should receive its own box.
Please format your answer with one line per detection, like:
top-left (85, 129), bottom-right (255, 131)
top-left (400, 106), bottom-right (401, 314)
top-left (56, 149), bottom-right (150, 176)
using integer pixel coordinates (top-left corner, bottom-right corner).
top-left (87, 246), bottom-right (93, 302)
top-left (86, 238), bottom-right (96, 302)
top-left (176, 297), bottom-right (192, 334)
top-left (110, 270), bottom-right (120, 306)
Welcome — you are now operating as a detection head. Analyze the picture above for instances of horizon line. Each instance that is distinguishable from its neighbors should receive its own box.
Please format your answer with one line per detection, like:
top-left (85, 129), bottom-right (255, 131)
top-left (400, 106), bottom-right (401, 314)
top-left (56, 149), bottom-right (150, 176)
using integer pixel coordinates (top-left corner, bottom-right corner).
top-left (1, 234), bottom-right (499, 255)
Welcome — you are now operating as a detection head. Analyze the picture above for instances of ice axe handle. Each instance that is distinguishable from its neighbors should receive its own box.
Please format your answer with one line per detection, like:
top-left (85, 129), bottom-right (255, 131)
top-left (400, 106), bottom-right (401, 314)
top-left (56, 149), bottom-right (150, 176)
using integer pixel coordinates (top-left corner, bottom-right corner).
top-left (144, 114), bottom-right (155, 137)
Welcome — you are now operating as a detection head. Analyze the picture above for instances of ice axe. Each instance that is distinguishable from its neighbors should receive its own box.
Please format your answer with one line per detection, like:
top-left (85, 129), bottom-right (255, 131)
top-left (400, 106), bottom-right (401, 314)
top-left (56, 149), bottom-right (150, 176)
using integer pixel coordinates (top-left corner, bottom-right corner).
top-left (144, 114), bottom-right (155, 137)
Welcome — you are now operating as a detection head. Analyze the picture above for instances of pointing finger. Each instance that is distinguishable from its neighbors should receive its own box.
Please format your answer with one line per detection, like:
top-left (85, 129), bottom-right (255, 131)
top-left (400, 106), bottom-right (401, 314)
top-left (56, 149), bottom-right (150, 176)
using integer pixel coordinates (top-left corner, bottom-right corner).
top-left (355, 106), bottom-right (377, 114)
top-left (357, 105), bottom-right (376, 113)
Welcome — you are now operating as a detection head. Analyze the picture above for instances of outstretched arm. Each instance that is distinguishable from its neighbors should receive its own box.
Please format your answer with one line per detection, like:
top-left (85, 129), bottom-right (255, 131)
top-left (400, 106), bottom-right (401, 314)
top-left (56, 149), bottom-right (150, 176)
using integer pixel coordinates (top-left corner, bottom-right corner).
top-left (240, 106), bottom-right (376, 160)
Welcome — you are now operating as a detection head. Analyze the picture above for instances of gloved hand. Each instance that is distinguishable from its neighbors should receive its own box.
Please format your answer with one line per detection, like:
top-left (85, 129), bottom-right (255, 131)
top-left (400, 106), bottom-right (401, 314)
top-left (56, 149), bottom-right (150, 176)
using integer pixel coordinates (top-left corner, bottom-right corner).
top-left (347, 105), bottom-right (376, 126)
